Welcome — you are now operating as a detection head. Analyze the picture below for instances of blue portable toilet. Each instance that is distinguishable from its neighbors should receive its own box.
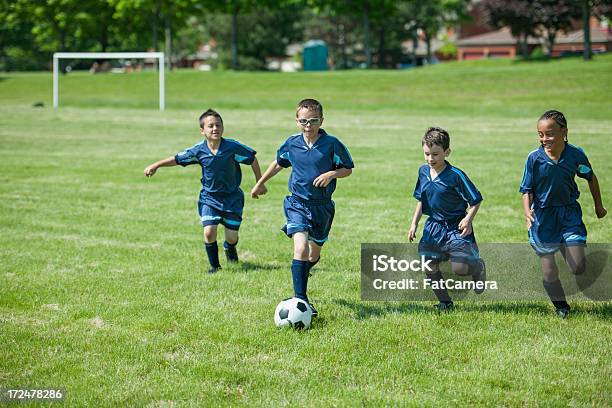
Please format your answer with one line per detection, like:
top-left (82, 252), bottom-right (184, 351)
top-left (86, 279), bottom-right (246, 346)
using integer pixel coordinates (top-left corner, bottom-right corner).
top-left (303, 40), bottom-right (328, 71)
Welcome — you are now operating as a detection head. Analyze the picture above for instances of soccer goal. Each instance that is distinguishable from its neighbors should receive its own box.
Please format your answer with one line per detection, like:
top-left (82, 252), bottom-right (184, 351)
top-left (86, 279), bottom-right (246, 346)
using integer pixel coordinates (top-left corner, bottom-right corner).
top-left (53, 52), bottom-right (165, 110)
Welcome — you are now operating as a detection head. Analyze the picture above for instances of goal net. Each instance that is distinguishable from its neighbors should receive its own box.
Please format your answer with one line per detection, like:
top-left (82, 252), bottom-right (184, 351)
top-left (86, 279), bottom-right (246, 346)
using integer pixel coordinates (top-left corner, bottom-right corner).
top-left (53, 52), bottom-right (165, 110)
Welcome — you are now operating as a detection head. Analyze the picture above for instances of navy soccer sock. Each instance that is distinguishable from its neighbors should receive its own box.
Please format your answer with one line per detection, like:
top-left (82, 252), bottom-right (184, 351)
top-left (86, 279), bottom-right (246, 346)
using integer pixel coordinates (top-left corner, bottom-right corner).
top-left (204, 241), bottom-right (221, 268)
top-left (307, 257), bottom-right (320, 274)
top-left (543, 279), bottom-right (570, 309)
top-left (223, 240), bottom-right (239, 262)
top-left (427, 271), bottom-right (452, 303)
top-left (291, 259), bottom-right (309, 301)
top-left (468, 259), bottom-right (479, 277)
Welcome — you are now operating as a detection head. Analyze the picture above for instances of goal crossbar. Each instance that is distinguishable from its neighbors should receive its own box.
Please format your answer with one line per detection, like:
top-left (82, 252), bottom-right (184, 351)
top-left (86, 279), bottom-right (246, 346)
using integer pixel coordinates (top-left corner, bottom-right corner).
top-left (53, 52), bottom-right (165, 110)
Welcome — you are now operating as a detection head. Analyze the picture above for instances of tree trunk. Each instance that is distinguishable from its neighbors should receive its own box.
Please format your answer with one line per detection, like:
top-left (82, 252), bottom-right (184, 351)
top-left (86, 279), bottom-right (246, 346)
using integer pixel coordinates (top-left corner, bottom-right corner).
top-left (100, 23), bottom-right (108, 52)
top-left (377, 27), bottom-right (385, 68)
top-left (547, 30), bottom-right (556, 58)
top-left (411, 35), bottom-right (418, 67)
top-left (517, 33), bottom-right (529, 59)
top-left (165, 17), bottom-right (172, 71)
top-left (362, 9), bottom-right (371, 68)
top-left (152, 0), bottom-right (161, 51)
top-left (231, 6), bottom-right (238, 70)
top-left (583, 0), bottom-right (592, 60)
top-left (425, 31), bottom-right (432, 64)
top-left (337, 22), bottom-right (347, 69)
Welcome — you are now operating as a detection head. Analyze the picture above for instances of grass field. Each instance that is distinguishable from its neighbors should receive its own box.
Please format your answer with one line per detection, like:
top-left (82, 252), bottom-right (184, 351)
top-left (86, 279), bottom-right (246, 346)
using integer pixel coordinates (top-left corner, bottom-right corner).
top-left (1, 55), bottom-right (611, 406)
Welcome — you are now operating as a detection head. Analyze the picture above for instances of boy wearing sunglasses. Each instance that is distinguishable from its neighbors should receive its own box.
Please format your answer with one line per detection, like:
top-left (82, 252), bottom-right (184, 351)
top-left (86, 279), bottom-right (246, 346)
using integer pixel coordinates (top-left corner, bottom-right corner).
top-left (251, 99), bottom-right (354, 316)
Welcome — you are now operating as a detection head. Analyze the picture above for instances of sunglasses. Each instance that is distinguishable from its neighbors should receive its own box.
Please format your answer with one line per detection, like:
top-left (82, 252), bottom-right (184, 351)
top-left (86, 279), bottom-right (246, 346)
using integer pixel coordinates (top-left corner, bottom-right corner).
top-left (297, 118), bottom-right (322, 126)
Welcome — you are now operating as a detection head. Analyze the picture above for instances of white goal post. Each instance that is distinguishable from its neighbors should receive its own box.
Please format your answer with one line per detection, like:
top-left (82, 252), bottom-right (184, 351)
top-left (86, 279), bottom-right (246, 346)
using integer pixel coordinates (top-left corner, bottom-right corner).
top-left (53, 52), bottom-right (165, 111)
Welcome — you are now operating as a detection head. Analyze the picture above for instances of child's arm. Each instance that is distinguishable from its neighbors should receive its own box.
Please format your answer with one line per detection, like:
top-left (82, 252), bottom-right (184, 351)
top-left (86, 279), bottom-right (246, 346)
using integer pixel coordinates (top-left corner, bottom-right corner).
top-left (144, 156), bottom-right (177, 177)
top-left (312, 168), bottom-right (353, 187)
top-left (251, 159), bottom-right (283, 198)
top-left (249, 157), bottom-right (267, 198)
top-left (250, 157), bottom-right (263, 182)
top-left (522, 193), bottom-right (535, 230)
top-left (587, 174), bottom-right (607, 218)
top-left (408, 202), bottom-right (423, 242)
top-left (458, 202), bottom-right (481, 237)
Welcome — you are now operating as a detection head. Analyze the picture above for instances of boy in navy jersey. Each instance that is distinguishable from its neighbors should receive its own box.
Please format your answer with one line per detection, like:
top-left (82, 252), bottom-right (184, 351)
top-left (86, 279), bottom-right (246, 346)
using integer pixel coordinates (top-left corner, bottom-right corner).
top-left (408, 127), bottom-right (486, 311)
top-left (520, 110), bottom-right (606, 318)
top-left (144, 109), bottom-right (264, 273)
top-left (251, 99), bottom-right (354, 316)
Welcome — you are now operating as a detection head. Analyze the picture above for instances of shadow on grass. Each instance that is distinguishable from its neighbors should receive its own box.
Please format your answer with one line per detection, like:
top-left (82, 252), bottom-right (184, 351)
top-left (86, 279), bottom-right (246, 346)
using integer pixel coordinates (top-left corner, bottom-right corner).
top-left (333, 298), bottom-right (434, 319)
top-left (468, 302), bottom-right (612, 320)
top-left (228, 260), bottom-right (280, 273)
top-left (333, 298), bottom-right (612, 320)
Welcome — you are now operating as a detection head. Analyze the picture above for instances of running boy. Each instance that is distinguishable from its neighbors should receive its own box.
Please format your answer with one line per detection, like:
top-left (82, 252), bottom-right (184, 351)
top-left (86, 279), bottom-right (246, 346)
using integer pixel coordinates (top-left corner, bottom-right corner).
top-left (144, 109), bottom-right (264, 273)
top-left (520, 110), bottom-right (606, 318)
top-left (408, 127), bottom-right (486, 311)
top-left (250, 99), bottom-right (354, 316)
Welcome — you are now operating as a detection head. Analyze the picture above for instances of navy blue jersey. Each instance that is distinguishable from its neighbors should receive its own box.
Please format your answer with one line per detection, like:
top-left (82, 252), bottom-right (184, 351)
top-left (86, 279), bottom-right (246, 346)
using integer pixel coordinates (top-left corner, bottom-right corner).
top-left (276, 129), bottom-right (354, 201)
top-left (413, 161), bottom-right (483, 222)
top-left (175, 138), bottom-right (256, 212)
top-left (519, 143), bottom-right (593, 209)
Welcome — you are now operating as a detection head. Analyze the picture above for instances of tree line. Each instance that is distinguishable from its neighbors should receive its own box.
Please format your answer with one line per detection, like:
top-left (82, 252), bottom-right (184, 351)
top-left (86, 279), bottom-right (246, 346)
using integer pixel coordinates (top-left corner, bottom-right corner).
top-left (0, 0), bottom-right (610, 71)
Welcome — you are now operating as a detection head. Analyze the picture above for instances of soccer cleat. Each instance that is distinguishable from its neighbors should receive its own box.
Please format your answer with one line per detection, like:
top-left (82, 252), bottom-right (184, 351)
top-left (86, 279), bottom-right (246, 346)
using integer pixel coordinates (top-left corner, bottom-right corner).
top-left (435, 301), bottom-right (454, 312)
top-left (555, 306), bottom-right (570, 319)
top-left (308, 302), bottom-right (318, 318)
top-left (224, 246), bottom-right (239, 263)
top-left (208, 266), bottom-right (221, 274)
top-left (472, 259), bottom-right (487, 295)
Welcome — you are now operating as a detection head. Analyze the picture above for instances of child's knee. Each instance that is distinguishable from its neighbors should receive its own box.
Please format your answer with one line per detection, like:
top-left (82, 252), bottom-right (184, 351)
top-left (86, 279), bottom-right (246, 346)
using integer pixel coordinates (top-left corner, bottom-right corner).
top-left (569, 258), bottom-right (586, 275)
top-left (224, 229), bottom-right (239, 245)
top-left (451, 262), bottom-right (470, 276)
top-left (203, 226), bottom-right (218, 243)
top-left (293, 246), bottom-right (309, 260)
top-left (292, 233), bottom-right (309, 260)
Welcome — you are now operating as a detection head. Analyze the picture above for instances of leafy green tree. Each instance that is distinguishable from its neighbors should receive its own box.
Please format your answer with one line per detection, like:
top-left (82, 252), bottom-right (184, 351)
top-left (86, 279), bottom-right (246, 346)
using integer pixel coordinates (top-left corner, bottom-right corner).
top-left (203, 1), bottom-right (305, 70)
top-left (398, 0), bottom-right (470, 64)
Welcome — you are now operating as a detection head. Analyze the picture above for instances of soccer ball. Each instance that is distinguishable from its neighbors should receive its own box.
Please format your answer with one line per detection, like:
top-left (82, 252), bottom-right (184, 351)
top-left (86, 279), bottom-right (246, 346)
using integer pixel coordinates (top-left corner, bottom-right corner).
top-left (274, 297), bottom-right (313, 330)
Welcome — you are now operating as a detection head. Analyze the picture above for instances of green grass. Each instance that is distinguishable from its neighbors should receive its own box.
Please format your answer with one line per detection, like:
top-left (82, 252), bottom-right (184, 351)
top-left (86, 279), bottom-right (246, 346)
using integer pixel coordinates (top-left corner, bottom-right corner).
top-left (1, 55), bottom-right (611, 406)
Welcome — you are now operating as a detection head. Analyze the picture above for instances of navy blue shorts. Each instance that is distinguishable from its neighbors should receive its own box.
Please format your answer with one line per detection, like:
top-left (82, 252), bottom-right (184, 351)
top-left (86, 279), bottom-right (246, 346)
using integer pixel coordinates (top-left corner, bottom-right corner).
top-left (281, 195), bottom-right (335, 246)
top-left (418, 218), bottom-right (480, 264)
top-left (529, 203), bottom-right (587, 256)
top-left (198, 202), bottom-right (242, 230)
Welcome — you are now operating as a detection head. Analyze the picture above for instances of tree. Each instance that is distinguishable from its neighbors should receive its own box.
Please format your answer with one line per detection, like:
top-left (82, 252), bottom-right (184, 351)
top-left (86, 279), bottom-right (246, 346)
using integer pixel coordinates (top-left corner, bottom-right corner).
top-left (311, 0), bottom-right (390, 68)
top-left (0, 0), bottom-right (45, 70)
top-left (482, 0), bottom-right (536, 59)
top-left (203, 1), bottom-right (305, 70)
top-left (397, 0), bottom-right (470, 64)
top-left (585, 0), bottom-right (612, 60)
top-left (533, 0), bottom-right (581, 58)
top-left (113, 0), bottom-right (201, 68)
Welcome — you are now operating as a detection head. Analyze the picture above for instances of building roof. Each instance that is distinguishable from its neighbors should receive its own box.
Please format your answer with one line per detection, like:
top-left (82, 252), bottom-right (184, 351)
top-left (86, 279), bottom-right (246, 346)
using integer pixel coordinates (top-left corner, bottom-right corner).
top-left (457, 27), bottom-right (612, 47)
top-left (456, 28), bottom-right (539, 46)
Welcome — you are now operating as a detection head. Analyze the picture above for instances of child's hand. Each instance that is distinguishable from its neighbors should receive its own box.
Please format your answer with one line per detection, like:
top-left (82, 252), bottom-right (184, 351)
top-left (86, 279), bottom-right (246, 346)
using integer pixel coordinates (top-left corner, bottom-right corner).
top-left (313, 171), bottom-right (335, 188)
top-left (458, 217), bottom-right (473, 237)
top-left (524, 210), bottom-right (535, 230)
top-left (144, 165), bottom-right (157, 177)
top-left (595, 205), bottom-right (607, 218)
top-left (251, 184), bottom-right (267, 199)
top-left (408, 224), bottom-right (418, 242)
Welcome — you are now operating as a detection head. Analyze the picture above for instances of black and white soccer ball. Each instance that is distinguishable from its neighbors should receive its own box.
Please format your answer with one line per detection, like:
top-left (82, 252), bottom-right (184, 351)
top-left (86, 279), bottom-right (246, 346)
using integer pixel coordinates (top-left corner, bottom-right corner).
top-left (274, 297), bottom-right (313, 330)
